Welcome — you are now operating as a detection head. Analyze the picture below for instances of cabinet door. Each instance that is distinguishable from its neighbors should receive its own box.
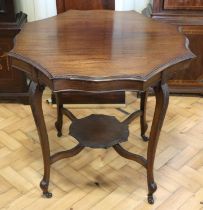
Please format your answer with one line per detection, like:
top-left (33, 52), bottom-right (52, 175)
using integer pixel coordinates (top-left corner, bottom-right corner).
top-left (164, 0), bottom-right (203, 10)
top-left (57, 0), bottom-right (114, 13)
top-left (0, 0), bottom-right (5, 11)
top-left (0, 55), bottom-right (11, 80)
top-left (0, 0), bottom-right (15, 22)
top-left (0, 56), bottom-right (27, 93)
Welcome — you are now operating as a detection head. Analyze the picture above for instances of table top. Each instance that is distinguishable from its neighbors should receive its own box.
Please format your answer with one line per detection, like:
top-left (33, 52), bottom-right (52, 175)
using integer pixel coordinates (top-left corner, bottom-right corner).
top-left (9, 10), bottom-right (194, 84)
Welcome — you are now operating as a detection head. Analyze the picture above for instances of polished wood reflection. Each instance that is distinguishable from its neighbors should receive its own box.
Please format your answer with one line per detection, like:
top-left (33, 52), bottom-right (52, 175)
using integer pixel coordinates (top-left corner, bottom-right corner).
top-left (11, 10), bottom-right (192, 82)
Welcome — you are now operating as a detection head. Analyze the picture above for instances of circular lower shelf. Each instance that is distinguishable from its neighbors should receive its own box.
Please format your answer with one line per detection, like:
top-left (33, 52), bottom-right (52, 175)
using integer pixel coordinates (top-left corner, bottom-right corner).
top-left (69, 114), bottom-right (129, 148)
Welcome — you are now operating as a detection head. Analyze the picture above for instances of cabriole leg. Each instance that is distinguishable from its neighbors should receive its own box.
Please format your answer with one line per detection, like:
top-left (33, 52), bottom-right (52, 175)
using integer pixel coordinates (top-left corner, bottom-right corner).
top-left (29, 82), bottom-right (52, 198)
top-left (147, 83), bottom-right (169, 204)
top-left (55, 93), bottom-right (63, 137)
top-left (140, 91), bottom-right (149, 142)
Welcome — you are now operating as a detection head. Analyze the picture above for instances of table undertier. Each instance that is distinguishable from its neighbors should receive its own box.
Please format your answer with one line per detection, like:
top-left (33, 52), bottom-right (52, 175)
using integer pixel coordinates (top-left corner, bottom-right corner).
top-left (69, 114), bottom-right (129, 148)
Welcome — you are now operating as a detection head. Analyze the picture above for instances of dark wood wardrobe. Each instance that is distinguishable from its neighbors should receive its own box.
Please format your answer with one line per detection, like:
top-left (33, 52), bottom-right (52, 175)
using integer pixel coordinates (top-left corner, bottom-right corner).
top-left (0, 0), bottom-right (29, 103)
top-left (152, 0), bottom-right (203, 94)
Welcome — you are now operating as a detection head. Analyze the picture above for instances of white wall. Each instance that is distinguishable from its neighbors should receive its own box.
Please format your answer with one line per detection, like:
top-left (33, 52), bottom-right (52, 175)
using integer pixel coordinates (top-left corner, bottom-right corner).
top-left (14, 0), bottom-right (150, 22)
top-left (14, 0), bottom-right (57, 22)
top-left (115, 0), bottom-right (150, 13)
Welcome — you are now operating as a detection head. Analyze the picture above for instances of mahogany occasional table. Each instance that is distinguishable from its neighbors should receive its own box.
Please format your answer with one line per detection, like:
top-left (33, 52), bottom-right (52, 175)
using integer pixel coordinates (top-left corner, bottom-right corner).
top-left (8, 10), bottom-right (195, 204)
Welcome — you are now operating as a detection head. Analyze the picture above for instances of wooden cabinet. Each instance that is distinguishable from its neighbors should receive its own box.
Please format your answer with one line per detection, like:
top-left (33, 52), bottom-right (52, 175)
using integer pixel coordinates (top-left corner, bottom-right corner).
top-left (0, 0), bottom-right (29, 103)
top-left (163, 0), bottom-right (203, 10)
top-left (57, 0), bottom-right (115, 13)
top-left (152, 0), bottom-right (203, 94)
top-left (0, 0), bottom-right (15, 21)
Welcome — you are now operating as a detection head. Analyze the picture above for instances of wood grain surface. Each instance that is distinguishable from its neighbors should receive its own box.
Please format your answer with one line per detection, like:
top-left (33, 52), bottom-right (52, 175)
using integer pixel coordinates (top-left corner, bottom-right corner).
top-left (10, 10), bottom-right (193, 81)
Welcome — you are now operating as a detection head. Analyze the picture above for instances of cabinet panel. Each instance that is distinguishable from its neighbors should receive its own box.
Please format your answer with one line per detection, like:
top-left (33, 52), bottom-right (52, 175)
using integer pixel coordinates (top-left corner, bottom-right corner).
top-left (0, 0), bottom-right (6, 12)
top-left (0, 55), bottom-right (11, 79)
top-left (0, 0), bottom-right (29, 103)
top-left (170, 32), bottom-right (203, 79)
top-left (152, 0), bottom-right (203, 94)
top-left (65, 0), bottom-right (114, 10)
top-left (164, 0), bottom-right (203, 10)
top-left (57, 0), bottom-right (114, 13)
top-left (0, 0), bottom-right (15, 22)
